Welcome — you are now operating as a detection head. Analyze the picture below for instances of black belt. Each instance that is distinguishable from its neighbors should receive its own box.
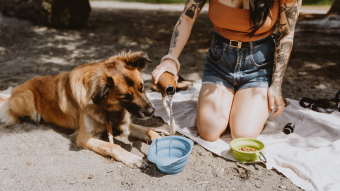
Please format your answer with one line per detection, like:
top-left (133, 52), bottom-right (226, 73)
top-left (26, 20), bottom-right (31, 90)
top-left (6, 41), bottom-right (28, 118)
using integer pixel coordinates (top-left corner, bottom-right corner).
top-left (213, 32), bottom-right (274, 49)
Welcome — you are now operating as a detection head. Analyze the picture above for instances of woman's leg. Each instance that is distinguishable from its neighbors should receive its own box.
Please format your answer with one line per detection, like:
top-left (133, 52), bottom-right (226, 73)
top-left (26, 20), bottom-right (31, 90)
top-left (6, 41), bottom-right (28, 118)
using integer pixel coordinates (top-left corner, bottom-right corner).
top-left (229, 87), bottom-right (270, 138)
top-left (196, 83), bottom-right (234, 142)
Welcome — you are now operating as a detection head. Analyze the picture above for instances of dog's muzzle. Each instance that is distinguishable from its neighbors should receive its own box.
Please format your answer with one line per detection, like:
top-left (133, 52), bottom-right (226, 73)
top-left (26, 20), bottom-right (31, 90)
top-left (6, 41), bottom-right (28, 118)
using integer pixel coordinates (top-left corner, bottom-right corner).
top-left (138, 106), bottom-right (155, 118)
top-left (123, 102), bottom-right (155, 119)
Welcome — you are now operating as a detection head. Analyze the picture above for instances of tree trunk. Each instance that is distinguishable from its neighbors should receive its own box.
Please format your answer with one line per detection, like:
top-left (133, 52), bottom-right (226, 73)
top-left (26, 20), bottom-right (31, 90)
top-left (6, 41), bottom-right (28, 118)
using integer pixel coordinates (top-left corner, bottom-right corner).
top-left (0, 0), bottom-right (91, 28)
top-left (328, 0), bottom-right (340, 15)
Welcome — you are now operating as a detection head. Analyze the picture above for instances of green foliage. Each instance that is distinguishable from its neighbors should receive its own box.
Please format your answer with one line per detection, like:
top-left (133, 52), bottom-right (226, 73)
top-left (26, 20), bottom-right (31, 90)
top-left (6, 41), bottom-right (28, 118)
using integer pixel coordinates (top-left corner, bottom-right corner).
top-left (303, 0), bottom-right (333, 5)
top-left (97, 0), bottom-right (333, 5)
top-left (110, 0), bottom-right (184, 3)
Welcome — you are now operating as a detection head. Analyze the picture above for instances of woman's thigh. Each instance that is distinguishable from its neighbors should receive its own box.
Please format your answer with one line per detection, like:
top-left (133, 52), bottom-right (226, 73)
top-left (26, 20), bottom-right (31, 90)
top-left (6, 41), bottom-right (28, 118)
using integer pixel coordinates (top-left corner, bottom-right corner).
top-left (229, 87), bottom-right (269, 138)
top-left (196, 83), bottom-right (234, 141)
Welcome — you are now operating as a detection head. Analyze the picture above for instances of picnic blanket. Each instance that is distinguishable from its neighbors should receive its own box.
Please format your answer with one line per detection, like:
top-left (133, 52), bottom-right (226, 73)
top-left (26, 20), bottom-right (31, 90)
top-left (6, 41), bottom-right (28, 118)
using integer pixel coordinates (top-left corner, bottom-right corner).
top-left (147, 81), bottom-right (340, 191)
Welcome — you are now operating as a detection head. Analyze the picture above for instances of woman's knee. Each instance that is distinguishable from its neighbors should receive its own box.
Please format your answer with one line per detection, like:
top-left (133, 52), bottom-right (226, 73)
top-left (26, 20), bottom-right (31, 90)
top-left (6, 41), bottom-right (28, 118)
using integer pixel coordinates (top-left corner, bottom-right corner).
top-left (197, 117), bottom-right (226, 142)
top-left (231, 129), bottom-right (260, 139)
top-left (196, 83), bottom-right (234, 142)
top-left (199, 133), bottom-right (221, 142)
top-left (198, 124), bottom-right (223, 142)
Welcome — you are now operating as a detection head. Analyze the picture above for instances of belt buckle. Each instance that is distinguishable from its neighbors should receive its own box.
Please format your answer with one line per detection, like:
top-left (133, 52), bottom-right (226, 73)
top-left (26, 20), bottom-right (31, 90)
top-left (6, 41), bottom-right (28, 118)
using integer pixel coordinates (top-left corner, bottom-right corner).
top-left (229, 40), bottom-right (242, 48)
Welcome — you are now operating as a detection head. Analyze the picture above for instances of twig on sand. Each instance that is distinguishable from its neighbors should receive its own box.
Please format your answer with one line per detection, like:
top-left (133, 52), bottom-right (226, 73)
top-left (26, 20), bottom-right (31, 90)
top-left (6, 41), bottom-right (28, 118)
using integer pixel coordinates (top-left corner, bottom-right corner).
top-left (235, 163), bottom-right (252, 180)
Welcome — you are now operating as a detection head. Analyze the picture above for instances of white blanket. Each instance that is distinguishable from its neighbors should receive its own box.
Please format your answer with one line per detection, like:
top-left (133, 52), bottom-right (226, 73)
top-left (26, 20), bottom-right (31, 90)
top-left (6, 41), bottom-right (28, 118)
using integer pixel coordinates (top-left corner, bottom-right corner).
top-left (147, 81), bottom-right (340, 191)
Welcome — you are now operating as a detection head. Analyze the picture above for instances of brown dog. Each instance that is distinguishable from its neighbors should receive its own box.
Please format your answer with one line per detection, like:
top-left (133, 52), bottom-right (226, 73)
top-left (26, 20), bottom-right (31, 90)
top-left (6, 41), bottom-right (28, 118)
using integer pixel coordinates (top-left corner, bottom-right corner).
top-left (0, 51), bottom-right (161, 167)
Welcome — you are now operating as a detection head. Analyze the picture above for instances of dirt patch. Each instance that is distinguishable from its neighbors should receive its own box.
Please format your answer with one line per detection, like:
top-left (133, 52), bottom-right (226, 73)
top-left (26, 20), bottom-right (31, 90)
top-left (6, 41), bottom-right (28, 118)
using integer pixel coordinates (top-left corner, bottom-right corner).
top-left (0, 4), bottom-right (339, 191)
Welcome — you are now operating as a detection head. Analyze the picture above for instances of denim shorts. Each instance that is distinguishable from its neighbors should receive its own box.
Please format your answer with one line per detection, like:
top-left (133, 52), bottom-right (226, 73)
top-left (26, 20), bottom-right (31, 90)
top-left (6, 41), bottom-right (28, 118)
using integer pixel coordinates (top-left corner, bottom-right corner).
top-left (202, 32), bottom-right (275, 91)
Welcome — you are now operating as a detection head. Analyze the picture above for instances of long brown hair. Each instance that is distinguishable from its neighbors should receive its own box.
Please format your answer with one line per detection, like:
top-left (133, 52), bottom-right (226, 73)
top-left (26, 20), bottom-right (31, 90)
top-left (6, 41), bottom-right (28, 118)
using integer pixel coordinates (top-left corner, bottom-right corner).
top-left (249, 0), bottom-right (274, 36)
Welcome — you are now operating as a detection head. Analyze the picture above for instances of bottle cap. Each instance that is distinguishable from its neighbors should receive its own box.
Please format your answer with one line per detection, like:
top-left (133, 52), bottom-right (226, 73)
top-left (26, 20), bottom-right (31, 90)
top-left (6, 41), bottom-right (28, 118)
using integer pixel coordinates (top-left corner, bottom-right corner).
top-left (283, 123), bottom-right (295, 135)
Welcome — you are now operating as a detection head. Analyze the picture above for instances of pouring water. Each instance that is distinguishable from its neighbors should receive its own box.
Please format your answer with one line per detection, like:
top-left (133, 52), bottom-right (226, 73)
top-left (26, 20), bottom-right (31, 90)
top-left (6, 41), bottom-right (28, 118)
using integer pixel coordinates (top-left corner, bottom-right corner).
top-left (157, 72), bottom-right (178, 135)
top-left (163, 94), bottom-right (177, 135)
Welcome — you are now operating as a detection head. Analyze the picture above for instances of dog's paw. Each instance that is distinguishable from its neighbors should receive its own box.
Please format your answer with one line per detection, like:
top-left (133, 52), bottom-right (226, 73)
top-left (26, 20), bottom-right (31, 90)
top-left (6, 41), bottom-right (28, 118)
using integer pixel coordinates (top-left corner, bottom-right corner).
top-left (116, 150), bottom-right (146, 168)
top-left (123, 154), bottom-right (146, 168)
top-left (147, 130), bottom-right (161, 141)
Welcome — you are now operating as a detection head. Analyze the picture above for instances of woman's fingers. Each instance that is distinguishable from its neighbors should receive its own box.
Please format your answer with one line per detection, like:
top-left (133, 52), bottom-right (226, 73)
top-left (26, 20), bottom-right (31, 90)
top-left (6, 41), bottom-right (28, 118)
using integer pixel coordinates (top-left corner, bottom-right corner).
top-left (151, 66), bottom-right (166, 84)
top-left (272, 96), bottom-right (285, 117)
top-left (151, 60), bottom-right (178, 84)
top-left (268, 86), bottom-right (286, 117)
top-left (268, 91), bottom-right (275, 113)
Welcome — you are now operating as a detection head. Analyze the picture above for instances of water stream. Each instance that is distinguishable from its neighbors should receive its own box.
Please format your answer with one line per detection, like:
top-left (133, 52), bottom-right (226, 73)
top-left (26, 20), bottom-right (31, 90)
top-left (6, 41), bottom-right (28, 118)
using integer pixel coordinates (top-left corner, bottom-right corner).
top-left (164, 94), bottom-right (176, 135)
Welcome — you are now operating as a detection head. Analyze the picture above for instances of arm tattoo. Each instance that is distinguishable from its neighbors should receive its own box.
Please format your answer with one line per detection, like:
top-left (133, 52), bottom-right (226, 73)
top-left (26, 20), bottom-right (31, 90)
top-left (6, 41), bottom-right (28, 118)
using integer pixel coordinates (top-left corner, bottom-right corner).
top-left (185, 0), bottom-right (206, 18)
top-left (185, 4), bottom-right (198, 18)
top-left (272, 0), bottom-right (301, 88)
top-left (168, 0), bottom-right (207, 54)
top-left (195, 0), bottom-right (206, 9)
top-left (169, 18), bottom-right (182, 53)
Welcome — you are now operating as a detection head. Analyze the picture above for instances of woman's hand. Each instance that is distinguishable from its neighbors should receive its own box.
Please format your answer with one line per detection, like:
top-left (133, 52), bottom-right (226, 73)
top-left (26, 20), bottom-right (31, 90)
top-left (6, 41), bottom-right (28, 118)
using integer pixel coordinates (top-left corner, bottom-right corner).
top-left (152, 59), bottom-right (179, 84)
top-left (268, 85), bottom-right (285, 117)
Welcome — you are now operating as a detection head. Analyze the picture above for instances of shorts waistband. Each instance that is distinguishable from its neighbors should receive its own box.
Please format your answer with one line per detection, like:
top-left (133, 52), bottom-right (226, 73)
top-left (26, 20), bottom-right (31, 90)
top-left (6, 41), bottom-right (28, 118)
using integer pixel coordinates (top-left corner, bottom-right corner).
top-left (212, 32), bottom-right (274, 49)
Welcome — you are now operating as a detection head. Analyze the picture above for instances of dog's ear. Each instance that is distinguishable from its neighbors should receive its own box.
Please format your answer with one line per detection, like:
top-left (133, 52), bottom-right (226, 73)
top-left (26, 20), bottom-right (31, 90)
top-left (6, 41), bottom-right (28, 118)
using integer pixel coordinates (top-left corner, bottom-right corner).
top-left (91, 77), bottom-right (114, 104)
top-left (117, 51), bottom-right (152, 71)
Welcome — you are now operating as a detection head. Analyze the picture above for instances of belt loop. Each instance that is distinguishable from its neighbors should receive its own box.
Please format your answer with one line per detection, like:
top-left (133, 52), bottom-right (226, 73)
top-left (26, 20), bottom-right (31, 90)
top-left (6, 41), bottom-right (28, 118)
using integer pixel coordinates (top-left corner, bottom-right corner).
top-left (222, 42), bottom-right (226, 53)
top-left (271, 34), bottom-right (278, 46)
top-left (220, 34), bottom-right (227, 51)
top-left (249, 41), bottom-right (254, 55)
top-left (212, 32), bottom-right (216, 44)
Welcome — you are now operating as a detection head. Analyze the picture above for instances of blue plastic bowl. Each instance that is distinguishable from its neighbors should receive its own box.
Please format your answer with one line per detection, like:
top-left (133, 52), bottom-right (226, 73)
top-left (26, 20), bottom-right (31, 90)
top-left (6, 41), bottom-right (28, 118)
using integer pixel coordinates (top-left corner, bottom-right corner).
top-left (147, 136), bottom-right (193, 174)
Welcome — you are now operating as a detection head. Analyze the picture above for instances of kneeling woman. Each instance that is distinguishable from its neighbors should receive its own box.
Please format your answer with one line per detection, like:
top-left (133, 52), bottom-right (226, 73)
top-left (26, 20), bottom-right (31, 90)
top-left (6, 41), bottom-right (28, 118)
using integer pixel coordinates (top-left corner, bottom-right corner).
top-left (152, 0), bottom-right (301, 141)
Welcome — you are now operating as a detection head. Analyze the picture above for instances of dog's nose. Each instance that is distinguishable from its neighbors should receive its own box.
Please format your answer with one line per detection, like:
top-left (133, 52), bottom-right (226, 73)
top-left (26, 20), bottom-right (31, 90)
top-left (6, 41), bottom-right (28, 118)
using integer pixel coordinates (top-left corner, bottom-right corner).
top-left (144, 107), bottom-right (155, 117)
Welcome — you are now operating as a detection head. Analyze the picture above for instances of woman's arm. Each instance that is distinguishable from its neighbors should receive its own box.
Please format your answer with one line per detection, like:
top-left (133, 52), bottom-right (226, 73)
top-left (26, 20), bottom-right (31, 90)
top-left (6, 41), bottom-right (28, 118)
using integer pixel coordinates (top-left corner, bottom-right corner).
top-left (268, 0), bottom-right (302, 116)
top-left (168, 0), bottom-right (207, 58)
top-left (152, 0), bottom-right (207, 83)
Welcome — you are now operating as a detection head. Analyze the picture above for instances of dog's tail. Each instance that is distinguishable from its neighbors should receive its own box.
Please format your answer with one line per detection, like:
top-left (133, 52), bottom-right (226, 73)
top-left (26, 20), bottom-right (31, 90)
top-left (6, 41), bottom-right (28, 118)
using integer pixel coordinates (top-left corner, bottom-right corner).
top-left (0, 87), bottom-right (16, 125)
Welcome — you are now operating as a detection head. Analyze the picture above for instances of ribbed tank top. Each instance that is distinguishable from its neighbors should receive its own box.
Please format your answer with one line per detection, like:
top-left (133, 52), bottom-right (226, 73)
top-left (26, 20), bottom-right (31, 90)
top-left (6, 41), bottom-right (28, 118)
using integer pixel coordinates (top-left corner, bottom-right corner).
top-left (208, 0), bottom-right (288, 42)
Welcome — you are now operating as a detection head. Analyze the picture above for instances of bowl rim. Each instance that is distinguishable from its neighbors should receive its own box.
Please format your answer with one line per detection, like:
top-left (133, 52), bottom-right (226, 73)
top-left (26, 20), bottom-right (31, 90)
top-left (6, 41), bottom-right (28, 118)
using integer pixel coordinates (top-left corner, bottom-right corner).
top-left (230, 138), bottom-right (265, 154)
top-left (147, 135), bottom-right (194, 165)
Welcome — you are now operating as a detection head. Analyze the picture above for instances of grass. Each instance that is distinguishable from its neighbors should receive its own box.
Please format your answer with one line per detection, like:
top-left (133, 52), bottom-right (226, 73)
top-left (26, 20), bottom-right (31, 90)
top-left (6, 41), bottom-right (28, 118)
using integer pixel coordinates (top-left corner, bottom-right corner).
top-left (91, 0), bottom-right (183, 3)
top-left (125, 0), bottom-right (183, 3)
top-left (92, 0), bottom-right (333, 5)
top-left (303, 0), bottom-right (332, 5)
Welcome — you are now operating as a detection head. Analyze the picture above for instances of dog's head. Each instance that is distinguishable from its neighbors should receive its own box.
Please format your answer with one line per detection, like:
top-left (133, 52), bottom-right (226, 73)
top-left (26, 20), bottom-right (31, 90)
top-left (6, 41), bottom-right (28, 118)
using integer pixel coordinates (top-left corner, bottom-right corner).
top-left (85, 51), bottom-right (154, 118)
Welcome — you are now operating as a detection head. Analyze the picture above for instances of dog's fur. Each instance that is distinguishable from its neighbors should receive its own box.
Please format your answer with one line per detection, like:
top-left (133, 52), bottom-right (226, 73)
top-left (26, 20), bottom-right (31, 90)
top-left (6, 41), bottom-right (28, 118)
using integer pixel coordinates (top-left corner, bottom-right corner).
top-left (0, 51), bottom-right (160, 167)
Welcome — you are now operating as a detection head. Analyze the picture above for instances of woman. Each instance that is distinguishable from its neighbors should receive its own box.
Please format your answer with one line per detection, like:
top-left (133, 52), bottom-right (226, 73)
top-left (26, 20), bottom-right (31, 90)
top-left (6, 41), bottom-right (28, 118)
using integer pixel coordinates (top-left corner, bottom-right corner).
top-left (152, 0), bottom-right (301, 141)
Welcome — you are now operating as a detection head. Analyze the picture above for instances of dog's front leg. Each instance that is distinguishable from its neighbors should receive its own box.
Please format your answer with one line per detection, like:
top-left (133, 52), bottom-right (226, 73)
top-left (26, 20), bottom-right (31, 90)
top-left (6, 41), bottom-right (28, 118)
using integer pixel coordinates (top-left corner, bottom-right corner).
top-left (118, 110), bottom-right (161, 142)
top-left (129, 123), bottom-right (161, 142)
top-left (76, 113), bottom-right (145, 168)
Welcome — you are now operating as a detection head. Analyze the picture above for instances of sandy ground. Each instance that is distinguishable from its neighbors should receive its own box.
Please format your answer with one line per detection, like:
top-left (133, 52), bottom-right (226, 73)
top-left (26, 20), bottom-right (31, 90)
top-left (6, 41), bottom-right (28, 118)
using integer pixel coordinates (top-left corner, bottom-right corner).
top-left (0, 2), bottom-right (340, 191)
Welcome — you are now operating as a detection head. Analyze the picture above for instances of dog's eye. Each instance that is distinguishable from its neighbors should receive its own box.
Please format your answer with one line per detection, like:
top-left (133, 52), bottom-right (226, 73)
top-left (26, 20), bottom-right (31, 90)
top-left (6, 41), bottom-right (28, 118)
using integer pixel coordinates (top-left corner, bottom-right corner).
top-left (121, 93), bottom-right (133, 101)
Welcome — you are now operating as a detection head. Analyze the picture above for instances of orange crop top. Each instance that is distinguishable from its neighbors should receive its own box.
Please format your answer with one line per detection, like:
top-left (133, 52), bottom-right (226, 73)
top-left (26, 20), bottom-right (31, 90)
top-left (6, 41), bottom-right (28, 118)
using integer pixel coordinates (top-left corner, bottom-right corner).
top-left (208, 0), bottom-right (290, 42)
